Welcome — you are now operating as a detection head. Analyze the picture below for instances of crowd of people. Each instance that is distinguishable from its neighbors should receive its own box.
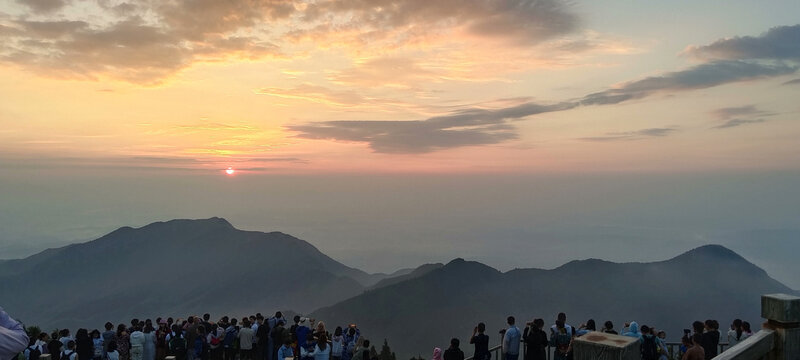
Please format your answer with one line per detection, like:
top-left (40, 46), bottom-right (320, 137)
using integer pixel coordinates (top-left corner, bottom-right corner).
top-left (2, 306), bottom-right (756, 360)
top-left (7, 310), bottom-right (373, 360)
top-left (455, 314), bottom-right (755, 360)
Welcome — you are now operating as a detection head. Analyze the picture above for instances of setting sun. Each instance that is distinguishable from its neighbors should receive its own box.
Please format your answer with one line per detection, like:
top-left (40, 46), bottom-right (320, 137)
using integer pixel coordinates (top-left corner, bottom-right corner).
top-left (225, 167), bottom-right (235, 175)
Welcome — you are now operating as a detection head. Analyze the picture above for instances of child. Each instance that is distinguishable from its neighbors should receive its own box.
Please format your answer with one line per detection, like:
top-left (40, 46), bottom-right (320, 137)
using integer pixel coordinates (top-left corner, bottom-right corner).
top-left (61, 341), bottom-right (78, 360)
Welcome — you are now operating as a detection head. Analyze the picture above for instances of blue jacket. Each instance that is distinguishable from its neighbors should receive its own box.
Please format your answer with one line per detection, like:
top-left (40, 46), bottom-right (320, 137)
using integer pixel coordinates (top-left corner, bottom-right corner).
top-left (0, 307), bottom-right (28, 360)
top-left (503, 326), bottom-right (521, 355)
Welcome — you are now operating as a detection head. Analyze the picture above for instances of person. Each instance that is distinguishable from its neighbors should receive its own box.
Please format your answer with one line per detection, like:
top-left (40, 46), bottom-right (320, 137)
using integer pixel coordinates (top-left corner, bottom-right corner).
top-left (351, 340), bottom-right (369, 360)
top-left (143, 324), bottom-right (156, 360)
top-left (74, 329), bottom-right (93, 360)
top-left (267, 313), bottom-right (285, 360)
top-left (727, 319), bottom-right (744, 347)
top-left (168, 325), bottom-right (187, 360)
top-left (24, 335), bottom-right (44, 360)
top-left (31, 332), bottom-right (49, 359)
top-left (640, 325), bottom-right (659, 360)
top-left (341, 325), bottom-right (359, 360)
top-left (271, 321), bottom-right (289, 360)
top-left (47, 332), bottom-right (63, 360)
top-left (549, 320), bottom-right (571, 360)
top-left (207, 323), bottom-right (223, 360)
top-left (575, 320), bottom-right (595, 337)
top-left (186, 318), bottom-right (199, 360)
top-left (502, 316), bottom-right (520, 360)
top-left (103, 323), bottom-right (117, 359)
top-left (601, 321), bottom-right (617, 335)
top-left (294, 318), bottom-right (310, 351)
top-left (239, 319), bottom-right (255, 360)
top-left (741, 322), bottom-right (753, 341)
top-left (549, 314), bottom-right (573, 338)
top-left (312, 322), bottom-right (326, 341)
top-left (469, 323), bottom-right (489, 360)
top-left (700, 320), bottom-right (719, 360)
top-left (621, 322), bottom-right (642, 340)
top-left (223, 319), bottom-right (238, 360)
top-left (193, 327), bottom-right (207, 360)
top-left (298, 335), bottom-right (316, 360)
top-left (62, 341), bottom-right (78, 360)
top-left (59, 330), bottom-right (73, 354)
top-left (117, 325), bottom-right (131, 360)
top-left (277, 339), bottom-right (293, 360)
top-left (255, 316), bottom-right (267, 360)
top-left (656, 331), bottom-right (669, 360)
top-left (331, 327), bottom-right (344, 360)
top-left (90, 330), bottom-right (104, 360)
top-left (443, 338), bottom-right (464, 360)
top-left (432, 348), bottom-right (442, 360)
top-left (523, 319), bottom-right (547, 360)
top-left (130, 326), bottom-right (146, 360)
top-left (304, 334), bottom-right (329, 360)
top-left (682, 334), bottom-right (705, 360)
top-left (108, 342), bottom-right (120, 360)
top-left (156, 321), bottom-right (169, 360)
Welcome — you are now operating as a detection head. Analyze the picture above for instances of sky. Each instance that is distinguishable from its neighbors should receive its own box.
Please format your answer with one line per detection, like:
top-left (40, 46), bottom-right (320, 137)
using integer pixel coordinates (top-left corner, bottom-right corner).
top-left (1, 1), bottom-right (800, 286)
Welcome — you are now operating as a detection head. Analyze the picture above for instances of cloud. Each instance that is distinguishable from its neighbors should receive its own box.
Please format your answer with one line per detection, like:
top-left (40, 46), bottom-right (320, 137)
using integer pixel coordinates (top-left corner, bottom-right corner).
top-left (286, 101), bottom-right (575, 153)
top-left (710, 105), bottom-right (773, 129)
top-left (0, 1), bottom-right (285, 83)
top-left (16, 0), bottom-right (68, 13)
top-left (298, 0), bottom-right (579, 46)
top-left (580, 60), bottom-right (797, 105)
top-left (713, 118), bottom-right (766, 129)
top-left (287, 57), bottom-right (797, 153)
top-left (783, 78), bottom-right (800, 86)
top-left (683, 24), bottom-right (800, 61)
top-left (579, 128), bottom-right (677, 142)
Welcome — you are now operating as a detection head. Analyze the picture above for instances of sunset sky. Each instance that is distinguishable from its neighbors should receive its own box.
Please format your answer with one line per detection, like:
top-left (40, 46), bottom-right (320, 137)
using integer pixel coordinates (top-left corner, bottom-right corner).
top-left (2, 1), bottom-right (799, 284)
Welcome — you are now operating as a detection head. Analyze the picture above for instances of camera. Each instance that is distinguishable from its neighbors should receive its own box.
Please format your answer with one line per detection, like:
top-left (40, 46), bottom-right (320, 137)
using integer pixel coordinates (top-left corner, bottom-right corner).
top-left (683, 329), bottom-right (691, 335)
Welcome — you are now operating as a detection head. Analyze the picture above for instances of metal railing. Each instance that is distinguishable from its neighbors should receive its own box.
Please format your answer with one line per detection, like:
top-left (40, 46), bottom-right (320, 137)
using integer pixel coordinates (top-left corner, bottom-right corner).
top-left (464, 339), bottom-right (733, 360)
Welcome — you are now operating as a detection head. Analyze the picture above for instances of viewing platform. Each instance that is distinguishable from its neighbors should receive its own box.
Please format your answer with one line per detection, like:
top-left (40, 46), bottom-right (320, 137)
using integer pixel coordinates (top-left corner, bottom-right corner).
top-left (465, 293), bottom-right (799, 360)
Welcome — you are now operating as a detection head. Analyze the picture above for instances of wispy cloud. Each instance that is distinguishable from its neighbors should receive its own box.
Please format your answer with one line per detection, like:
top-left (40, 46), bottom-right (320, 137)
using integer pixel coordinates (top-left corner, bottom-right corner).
top-left (710, 104), bottom-right (773, 129)
top-left (713, 119), bottom-right (766, 129)
top-left (683, 24), bottom-right (800, 61)
top-left (579, 60), bottom-right (796, 105)
top-left (783, 78), bottom-right (800, 86)
top-left (287, 102), bottom-right (576, 153)
top-left (579, 128), bottom-right (677, 142)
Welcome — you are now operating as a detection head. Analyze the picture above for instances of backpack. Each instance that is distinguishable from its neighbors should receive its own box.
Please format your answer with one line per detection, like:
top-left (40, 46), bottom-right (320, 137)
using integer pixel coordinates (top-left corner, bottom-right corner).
top-left (641, 336), bottom-right (659, 360)
top-left (209, 331), bottom-right (221, 346)
top-left (61, 351), bottom-right (75, 360)
top-left (170, 336), bottom-right (187, 354)
top-left (223, 328), bottom-right (237, 348)
top-left (27, 346), bottom-right (42, 360)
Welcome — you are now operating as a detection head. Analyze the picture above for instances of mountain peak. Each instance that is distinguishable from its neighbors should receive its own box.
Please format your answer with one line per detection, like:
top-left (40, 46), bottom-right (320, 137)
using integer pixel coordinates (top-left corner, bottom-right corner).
top-left (672, 244), bottom-right (744, 261)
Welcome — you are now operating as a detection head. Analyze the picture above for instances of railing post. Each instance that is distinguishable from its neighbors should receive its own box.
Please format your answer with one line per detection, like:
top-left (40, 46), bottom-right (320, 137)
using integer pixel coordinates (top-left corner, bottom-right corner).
top-left (761, 293), bottom-right (800, 360)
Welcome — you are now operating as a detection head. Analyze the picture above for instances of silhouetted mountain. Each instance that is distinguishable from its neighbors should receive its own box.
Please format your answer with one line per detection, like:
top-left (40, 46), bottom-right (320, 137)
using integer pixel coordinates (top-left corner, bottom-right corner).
top-left (0, 218), bottom-right (375, 329)
top-left (311, 245), bottom-right (794, 359)
top-left (368, 263), bottom-right (444, 290)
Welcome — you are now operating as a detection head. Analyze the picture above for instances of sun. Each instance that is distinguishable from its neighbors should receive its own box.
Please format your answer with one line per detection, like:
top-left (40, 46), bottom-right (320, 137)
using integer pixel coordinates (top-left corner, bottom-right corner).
top-left (225, 167), bottom-right (235, 175)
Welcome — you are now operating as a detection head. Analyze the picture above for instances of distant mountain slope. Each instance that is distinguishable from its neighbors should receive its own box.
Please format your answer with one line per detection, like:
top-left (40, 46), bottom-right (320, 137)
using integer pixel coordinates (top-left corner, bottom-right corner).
top-left (0, 218), bottom-right (373, 329)
top-left (368, 263), bottom-right (444, 290)
top-left (311, 245), bottom-right (794, 359)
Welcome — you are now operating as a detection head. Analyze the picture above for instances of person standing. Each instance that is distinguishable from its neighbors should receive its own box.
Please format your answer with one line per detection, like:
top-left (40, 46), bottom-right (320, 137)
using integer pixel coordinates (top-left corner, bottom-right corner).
top-left (103, 324), bottom-right (117, 359)
top-left (502, 317), bottom-right (521, 360)
top-left (75, 329), bottom-right (93, 360)
top-left (239, 319), bottom-right (255, 360)
top-left (682, 334), bottom-right (705, 360)
top-left (143, 325), bottom-right (156, 360)
top-left (469, 323), bottom-right (489, 360)
top-left (700, 320), bottom-right (719, 360)
top-left (130, 326), bottom-right (146, 360)
top-left (117, 325), bottom-right (131, 360)
top-left (443, 338), bottom-right (464, 360)
top-left (523, 319), bottom-right (547, 360)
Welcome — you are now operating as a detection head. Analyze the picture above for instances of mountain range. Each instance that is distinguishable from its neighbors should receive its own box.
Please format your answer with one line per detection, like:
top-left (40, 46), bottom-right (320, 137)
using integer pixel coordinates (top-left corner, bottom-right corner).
top-left (0, 218), bottom-right (794, 359)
